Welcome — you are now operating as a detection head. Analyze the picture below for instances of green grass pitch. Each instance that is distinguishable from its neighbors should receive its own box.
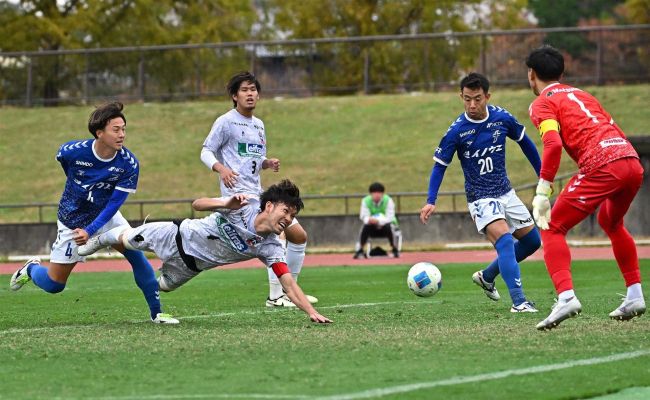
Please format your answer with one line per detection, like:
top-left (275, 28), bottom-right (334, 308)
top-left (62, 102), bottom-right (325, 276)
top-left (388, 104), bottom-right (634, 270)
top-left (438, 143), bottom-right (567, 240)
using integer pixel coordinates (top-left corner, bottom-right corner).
top-left (1, 259), bottom-right (649, 399)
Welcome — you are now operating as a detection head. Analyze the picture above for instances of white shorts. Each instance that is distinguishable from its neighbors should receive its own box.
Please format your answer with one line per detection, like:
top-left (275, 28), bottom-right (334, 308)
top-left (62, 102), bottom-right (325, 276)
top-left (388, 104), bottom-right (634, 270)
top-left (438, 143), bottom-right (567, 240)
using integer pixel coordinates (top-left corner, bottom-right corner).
top-left (467, 189), bottom-right (534, 235)
top-left (122, 221), bottom-right (202, 292)
top-left (50, 211), bottom-right (130, 264)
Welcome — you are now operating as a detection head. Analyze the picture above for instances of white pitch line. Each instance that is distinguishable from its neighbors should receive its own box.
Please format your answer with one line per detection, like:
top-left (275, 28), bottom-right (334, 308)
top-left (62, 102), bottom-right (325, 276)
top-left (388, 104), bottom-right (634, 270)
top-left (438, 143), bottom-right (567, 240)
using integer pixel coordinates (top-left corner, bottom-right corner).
top-left (0, 300), bottom-right (430, 334)
top-left (69, 349), bottom-right (650, 400)
top-left (312, 349), bottom-right (650, 400)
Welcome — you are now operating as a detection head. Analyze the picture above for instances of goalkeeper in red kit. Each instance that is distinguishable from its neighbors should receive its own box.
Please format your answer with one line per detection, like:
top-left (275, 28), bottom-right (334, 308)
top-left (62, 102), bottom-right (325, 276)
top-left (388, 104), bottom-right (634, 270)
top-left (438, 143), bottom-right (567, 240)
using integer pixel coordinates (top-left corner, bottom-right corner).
top-left (526, 45), bottom-right (645, 330)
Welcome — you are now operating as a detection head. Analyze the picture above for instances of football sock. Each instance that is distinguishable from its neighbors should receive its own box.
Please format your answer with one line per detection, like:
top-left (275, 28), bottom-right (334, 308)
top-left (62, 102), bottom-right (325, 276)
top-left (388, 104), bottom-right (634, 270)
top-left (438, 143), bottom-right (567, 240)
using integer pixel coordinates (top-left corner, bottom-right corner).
top-left (123, 249), bottom-right (162, 319)
top-left (540, 228), bottom-right (574, 294)
top-left (28, 264), bottom-right (66, 293)
top-left (558, 289), bottom-right (575, 302)
top-left (494, 233), bottom-right (526, 306)
top-left (286, 241), bottom-right (306, 282)
top-left (268, 238), bottom-right (287, 299)
top-left (626, 283), bottom-right (643, 301)
top-left (482, 227), bottom-right (541, 283)
top-left (100, 226), bottom-right (127, 246)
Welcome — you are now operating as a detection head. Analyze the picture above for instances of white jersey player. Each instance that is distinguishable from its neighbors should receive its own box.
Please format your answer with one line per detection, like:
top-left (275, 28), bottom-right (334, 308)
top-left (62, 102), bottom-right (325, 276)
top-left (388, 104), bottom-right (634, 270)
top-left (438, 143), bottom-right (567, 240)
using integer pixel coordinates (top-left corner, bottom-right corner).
top-left (200, 71), bottom-right (315, 308)
top-left (78, 180), bottom-right (331, 323)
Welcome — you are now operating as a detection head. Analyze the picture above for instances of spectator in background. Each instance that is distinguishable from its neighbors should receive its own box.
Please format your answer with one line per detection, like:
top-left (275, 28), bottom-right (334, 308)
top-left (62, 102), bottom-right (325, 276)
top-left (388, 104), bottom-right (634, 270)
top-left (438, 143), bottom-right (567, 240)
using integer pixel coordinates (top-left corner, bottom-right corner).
top-left (354, 182), bottom-right (400, 259)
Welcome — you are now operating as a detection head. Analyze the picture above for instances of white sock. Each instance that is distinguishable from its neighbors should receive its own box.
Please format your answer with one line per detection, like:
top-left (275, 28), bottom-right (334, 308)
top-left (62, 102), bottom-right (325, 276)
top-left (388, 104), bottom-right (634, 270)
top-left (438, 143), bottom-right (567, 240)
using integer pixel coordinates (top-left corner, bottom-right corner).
top-left (558, 290), bottom-right (576, 302)
top-left (267, 269), bottom-right (284, 299)
top-left (287, 241), bottom-right (306, 282)
top-left (626, 283), bottom-right (643, 300)
top-left (101, 226), bottom-right (129, 246)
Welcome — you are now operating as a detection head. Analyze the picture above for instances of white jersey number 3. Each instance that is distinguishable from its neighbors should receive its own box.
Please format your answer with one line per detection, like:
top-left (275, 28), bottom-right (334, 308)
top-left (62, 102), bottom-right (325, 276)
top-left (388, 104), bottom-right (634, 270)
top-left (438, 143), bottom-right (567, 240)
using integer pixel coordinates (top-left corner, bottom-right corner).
top-left (478, 157), bottom-right (494, 175)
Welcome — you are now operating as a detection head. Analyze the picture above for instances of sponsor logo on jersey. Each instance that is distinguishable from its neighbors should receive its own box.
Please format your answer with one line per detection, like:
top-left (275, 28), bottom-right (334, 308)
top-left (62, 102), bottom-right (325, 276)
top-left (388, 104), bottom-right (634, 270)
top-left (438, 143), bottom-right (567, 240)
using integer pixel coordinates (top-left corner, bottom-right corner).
top-left (108, 166), bottom-right (125, 173)
top-left (216, 216), bottom-right (248, 252)
top-left (75, 160), bottom-right (94, 167)
top-left (468, 145), bottom-right (503, 158)
top-left (238, 142), bottom-right (264, 157)
top-left (486, 121), bottom-right (503, 128)
top-left (518, 217), bottom-right (533, 224)
top-left (77, 170), bottom-right (85, 176)
top-left (459, 129), bottom-right (475, 138)
top-left (599, 138), bottom-right (627, 148)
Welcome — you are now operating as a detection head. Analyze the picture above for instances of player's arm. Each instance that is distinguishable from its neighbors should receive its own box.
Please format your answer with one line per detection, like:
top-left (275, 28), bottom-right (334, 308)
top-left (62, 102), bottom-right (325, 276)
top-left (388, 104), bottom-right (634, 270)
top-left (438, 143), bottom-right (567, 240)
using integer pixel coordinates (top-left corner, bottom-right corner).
top-left (273, 263), bottom-right (332, 323)
top-left (530, 102), bottom-right (562, 230)
top-left (420, 162), bottom-right (447, 225)
top-left (261, 157), bottom-right (280, 171)
top-left (192, 194), bottom-right (250, 211)
top-left (201, 119), bottom-right (239, 188)
top-left (74, 189), bottom-right (130, 245)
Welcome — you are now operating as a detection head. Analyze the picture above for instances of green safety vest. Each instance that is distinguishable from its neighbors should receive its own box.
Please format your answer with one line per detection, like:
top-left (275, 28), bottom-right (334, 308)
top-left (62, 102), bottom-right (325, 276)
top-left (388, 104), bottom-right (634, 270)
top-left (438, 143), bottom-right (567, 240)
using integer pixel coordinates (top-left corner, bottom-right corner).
top-left (363, 194), bottom-right (398, 226)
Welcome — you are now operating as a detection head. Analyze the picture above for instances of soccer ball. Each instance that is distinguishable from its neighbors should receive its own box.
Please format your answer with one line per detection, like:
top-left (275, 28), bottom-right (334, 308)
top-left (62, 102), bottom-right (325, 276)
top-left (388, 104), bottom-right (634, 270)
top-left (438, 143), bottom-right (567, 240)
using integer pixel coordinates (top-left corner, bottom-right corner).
top-left (407, 262), bottom-right (442, 297)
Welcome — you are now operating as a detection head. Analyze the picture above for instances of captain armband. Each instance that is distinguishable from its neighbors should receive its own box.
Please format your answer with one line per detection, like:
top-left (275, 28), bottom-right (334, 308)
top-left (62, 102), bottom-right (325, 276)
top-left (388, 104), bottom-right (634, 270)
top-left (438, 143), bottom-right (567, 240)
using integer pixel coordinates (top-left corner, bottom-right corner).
top-left (538, 119), bottom-right (560, 138)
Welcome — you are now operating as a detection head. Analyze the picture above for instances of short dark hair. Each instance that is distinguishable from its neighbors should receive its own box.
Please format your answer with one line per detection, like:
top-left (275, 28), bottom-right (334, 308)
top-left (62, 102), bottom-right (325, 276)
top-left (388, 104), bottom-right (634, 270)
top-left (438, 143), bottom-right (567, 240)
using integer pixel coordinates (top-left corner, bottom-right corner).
top-left (227, 71), bottom-right (261, 107)
top-left (260, 179), bottom-right (304, 213)
top-left (460, 72), bottom-right (490, 94)
top-left (88, 101), bottom-right (126, 138)
top-left (526, 45), bottom-right (564, 81)
top-left (368, 182), bottom-right (385, 193)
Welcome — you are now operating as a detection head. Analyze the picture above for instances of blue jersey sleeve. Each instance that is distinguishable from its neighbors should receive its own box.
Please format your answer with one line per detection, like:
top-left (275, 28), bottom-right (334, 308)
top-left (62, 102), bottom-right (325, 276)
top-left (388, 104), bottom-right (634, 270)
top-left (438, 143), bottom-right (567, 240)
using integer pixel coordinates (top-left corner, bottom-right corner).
top-left (115, 149), bottom-right (139, 193)
top-left (432, 129), bottom-right (459, 166)
top-left (83, 189), bottom-right (129, 236)
top-left (504, 111), bottom-right (526, 141)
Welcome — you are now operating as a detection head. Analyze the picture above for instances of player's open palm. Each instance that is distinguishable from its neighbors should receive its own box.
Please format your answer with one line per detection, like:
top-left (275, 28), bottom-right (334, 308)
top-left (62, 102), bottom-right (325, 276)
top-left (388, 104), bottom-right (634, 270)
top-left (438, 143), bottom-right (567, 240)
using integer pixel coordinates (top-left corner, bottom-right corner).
top-left (419, 204), bottom-right (436, 225)
top-left (310, 312), bottom-right (333, 323)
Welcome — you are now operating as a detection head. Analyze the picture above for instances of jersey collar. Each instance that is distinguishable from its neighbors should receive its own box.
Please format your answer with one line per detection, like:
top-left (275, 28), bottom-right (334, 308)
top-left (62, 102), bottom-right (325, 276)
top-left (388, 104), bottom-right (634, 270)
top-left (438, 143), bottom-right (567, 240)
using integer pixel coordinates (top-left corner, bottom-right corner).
top-left (464, 107), bottom-right (490, 124)
top-left (91, 139), bottom-right (118, 162)
top-left (540, 82), bottom-right (561, 96)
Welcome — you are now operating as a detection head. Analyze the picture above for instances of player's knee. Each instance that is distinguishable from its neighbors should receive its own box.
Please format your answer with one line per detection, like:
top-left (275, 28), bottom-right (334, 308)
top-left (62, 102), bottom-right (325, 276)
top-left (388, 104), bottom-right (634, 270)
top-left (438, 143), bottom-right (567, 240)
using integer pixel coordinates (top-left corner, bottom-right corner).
top-left (42, 276), bottom-right (66, 293)
top-left (157, 275), bottom-right (175, 293)
top-left (287, 228), bottom-right (307, 245)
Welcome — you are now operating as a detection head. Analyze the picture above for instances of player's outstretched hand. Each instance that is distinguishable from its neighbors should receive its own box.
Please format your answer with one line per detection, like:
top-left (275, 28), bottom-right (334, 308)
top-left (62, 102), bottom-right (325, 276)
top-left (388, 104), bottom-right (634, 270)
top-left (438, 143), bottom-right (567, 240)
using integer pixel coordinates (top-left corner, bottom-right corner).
top-left (73, 228), bottom-right (90, 245)
top-left (219, 168), bottom-right (239, 188)
top-left (419, 204), bottom-right (436, 225)
top-left (309, 312), bottom-right (333, 323)
top-left (227, 194), bottom-right (250, 209)
top-left (263, 158), bottom-right (280, 172)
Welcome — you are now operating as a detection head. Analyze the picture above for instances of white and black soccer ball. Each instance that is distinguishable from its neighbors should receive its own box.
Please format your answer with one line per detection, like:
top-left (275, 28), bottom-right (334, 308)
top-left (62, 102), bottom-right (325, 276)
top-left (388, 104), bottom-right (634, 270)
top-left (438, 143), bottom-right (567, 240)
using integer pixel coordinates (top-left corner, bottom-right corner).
top-left (407, 262), bottom-right (442, 297)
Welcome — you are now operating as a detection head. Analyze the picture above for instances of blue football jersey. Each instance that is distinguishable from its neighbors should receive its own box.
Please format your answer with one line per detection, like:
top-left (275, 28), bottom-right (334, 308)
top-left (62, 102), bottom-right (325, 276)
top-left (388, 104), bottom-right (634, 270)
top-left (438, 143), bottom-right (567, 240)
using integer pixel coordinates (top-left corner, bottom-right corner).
top-left (56, 139), bottom-right (139, 229)
top-left (433, 105), bottom-right (526, 202)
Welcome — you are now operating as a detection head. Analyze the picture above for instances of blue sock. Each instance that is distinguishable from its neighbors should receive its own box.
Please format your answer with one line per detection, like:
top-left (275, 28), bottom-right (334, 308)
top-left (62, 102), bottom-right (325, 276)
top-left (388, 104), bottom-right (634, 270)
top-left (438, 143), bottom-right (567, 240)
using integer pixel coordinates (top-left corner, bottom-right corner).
top-left (28, 264), bottom-right (66, 293)
top-left (482, 227), bottom-right (541, 282)
top-left (494, 233), bottom-right (526, 306)
top-left (123, 249), bottom-right (162, 320)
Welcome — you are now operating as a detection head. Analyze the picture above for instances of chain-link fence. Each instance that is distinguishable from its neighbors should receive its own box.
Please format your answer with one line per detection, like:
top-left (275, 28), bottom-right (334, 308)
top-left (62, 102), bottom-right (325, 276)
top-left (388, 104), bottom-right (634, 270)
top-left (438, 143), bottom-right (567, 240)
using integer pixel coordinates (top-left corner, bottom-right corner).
top-left (1, 25), bottom-right (649, 106)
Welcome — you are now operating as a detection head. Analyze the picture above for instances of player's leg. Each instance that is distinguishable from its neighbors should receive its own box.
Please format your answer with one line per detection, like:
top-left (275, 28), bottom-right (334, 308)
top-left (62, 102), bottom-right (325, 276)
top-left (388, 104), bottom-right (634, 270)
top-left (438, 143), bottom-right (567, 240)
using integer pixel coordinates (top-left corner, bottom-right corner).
top-left (535, 185), bottom-right (592, 330)
top-left (11, 220), bottom-right (79, 293)
top-left (596, 158), bottom-right (645, 320)
top-left (480, 192), bottom-right (541, 283)
top-left (484, 220), bottom-right (535, 311)
top-left (376, 224), bottom-right (398, 257)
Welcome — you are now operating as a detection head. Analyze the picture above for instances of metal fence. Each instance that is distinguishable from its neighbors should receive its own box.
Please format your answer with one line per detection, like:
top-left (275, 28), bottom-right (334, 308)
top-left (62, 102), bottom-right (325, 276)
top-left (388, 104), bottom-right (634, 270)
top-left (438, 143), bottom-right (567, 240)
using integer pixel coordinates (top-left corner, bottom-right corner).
top-left (1, 25), bottom-right (649, 106)
top-left (0, 172), bottom-right (576, 224)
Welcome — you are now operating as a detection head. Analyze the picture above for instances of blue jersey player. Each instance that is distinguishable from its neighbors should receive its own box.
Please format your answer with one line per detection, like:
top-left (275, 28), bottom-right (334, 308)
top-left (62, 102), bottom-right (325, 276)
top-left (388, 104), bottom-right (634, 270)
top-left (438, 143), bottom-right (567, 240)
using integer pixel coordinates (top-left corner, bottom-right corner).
top-left (10, 102), bottom-right (178, 324)
top-left (420, 73), bottom-right (542, 312)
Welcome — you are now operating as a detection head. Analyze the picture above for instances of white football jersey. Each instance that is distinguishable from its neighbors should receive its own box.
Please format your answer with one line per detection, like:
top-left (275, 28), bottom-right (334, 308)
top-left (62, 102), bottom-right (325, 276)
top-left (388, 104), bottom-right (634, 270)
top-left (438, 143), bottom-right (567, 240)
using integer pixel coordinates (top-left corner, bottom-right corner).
top-left (203, 109), bottom-right (267, 197)
top-left (179, 198), bottom-right (285, 269)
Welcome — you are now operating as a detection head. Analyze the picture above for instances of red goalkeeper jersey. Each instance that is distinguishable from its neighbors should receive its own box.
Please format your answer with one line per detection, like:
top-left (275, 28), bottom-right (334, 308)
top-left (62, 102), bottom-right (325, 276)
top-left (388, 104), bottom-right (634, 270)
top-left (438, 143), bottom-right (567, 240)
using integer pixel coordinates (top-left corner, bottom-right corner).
top-left (528, 83), bottom-right (637, 174)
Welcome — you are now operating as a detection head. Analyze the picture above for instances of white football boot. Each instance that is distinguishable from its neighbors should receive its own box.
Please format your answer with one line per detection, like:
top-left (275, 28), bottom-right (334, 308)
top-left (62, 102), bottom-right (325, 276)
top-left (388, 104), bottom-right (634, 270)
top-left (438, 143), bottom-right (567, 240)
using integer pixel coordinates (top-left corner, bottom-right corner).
top-left (536, 296), bottom-right (582, 330)
top-left (609, 297), bottom-right (646, 321)
top-left (472, 271), bottom-right (500, 301)
top-left (266, 294), bottom-right (297, 308)
top-left (151, 313), bottom-right (180, 324)
top-left (77, 236), bottom-right (106, 256)
top-left (10, 257), bottom-right (41, 291)
top-left (511, 301), bottom-right (538, 313)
